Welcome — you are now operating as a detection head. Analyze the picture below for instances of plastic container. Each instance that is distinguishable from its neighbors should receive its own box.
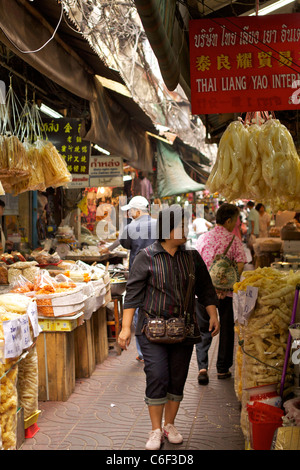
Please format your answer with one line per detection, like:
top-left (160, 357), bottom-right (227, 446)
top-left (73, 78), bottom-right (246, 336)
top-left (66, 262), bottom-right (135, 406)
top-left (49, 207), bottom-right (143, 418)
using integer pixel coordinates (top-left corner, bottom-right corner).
top-left (247, 402), bottom-right (284, 450)
top-left (246, 383), bottom-right (282, 408)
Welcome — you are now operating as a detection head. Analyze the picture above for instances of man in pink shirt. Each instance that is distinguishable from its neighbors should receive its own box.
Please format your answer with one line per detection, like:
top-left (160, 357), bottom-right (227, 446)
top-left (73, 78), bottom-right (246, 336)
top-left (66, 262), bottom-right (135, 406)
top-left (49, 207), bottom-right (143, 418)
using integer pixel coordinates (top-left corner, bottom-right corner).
top-left (195, 203), bottom-right (246, 385)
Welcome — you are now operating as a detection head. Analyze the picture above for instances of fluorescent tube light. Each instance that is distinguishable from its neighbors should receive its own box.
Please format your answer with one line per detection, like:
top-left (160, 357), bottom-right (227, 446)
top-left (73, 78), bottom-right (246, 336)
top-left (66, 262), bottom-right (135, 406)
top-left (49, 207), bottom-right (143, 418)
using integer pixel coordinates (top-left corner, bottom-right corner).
top-left (249, 0), bottom-right (295, 15)
top-left (93, 144), bottom-right (110, 155)
top-left (40, 103), bottom-right (63, 118)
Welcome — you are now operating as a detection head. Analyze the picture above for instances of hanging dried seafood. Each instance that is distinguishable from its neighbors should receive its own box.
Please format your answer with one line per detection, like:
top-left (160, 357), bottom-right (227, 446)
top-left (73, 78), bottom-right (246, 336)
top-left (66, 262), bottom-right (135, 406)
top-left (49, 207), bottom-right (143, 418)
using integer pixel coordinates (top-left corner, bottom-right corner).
top-left (206, 112), bottom-right (300, 210)
top-left (0, 80), bottom-right (31, 193)
top-left (37, 139), bottom-right (72, 189)
top-left (5, 86), bottom-right (72, 194)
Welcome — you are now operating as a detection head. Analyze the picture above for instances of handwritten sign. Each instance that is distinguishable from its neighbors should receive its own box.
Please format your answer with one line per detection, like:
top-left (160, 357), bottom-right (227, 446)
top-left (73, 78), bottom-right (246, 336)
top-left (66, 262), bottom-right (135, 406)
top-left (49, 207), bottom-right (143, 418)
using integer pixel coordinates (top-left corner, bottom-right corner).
top-left (27, 300), bottom-right (41, 338)
top-left (2, 301), bottom-right (41, 358)
top-left (41, 118), bottom-right (91, 188)
top-left (2, 318), bottom-right (23, 358)
top-left (189, 14), bottom-right (300, 114)
top-left (19, 314), bottom-right (33, 350)
top-left (233, 285), bottom-right (258, 325)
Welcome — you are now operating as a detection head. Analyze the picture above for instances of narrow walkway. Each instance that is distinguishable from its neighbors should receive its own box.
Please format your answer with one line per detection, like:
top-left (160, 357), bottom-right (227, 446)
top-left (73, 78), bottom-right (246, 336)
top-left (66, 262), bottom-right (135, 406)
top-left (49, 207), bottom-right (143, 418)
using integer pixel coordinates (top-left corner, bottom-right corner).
top-left (20, 334), bottom-right (244, 451)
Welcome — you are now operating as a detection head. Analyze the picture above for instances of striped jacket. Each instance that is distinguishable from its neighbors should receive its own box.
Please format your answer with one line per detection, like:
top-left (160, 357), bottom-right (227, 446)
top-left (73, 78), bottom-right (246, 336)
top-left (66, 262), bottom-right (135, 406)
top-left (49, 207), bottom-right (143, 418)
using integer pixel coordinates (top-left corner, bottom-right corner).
top-left (123, 241), bottom-right (218, 335)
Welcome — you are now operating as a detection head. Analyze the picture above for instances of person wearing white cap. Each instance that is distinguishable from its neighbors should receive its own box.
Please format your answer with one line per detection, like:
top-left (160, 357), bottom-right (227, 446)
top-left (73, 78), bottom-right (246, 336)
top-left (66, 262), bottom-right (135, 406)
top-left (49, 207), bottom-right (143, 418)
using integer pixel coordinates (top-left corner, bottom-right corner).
top-left (101, 196), bottom-right (157, 362)
top-left (119, 196), bottom-right (157, 267)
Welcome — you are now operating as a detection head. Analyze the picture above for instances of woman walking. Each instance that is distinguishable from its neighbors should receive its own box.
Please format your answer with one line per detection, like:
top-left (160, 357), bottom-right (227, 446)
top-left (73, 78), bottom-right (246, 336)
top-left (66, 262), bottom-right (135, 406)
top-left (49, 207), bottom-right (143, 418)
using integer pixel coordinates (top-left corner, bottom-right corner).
top-left (195, 203), bottom-right (246, 385)
top-left (118, 205), bottom-right (219, 450)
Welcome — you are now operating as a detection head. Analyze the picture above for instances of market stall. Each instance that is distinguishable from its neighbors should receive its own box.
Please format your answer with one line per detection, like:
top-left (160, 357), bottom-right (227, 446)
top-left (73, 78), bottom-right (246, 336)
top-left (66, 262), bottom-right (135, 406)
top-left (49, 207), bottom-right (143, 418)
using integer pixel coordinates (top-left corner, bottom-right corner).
top-left (0, 293), bottom-right (40, 450)
top-left (233, 267), bottom-right (300, 450)
top-left (0, 256), bottom-right (119, 449)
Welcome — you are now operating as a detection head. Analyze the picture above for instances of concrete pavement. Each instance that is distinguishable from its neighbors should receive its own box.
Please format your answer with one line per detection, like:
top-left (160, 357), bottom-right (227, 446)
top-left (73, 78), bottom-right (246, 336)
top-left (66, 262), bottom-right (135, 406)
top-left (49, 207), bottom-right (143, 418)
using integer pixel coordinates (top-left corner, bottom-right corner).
top-left (20, 334), bottom-right (245, 451)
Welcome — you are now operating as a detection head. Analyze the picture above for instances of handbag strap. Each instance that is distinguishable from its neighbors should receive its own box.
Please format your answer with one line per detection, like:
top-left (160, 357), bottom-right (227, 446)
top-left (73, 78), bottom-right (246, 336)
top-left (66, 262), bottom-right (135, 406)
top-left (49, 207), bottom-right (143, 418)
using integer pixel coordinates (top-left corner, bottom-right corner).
top-left (183, 252), bottom-right (195, 314)
top-left (223, 235), bottom-right (235, 256)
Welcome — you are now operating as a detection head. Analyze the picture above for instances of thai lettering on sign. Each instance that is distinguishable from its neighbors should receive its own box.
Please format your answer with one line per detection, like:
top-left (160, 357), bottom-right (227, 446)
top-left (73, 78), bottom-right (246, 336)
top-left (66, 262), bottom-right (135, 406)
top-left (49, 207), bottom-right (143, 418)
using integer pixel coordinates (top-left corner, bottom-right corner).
top-left (189, 14), bottom-right (300, 114)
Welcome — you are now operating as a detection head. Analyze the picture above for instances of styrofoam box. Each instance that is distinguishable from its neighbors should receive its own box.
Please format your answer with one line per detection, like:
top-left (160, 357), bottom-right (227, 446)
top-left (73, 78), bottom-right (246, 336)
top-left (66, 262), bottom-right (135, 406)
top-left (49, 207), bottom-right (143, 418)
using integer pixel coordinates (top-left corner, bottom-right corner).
top-left (35, 286), bottom-right (86, 306)
top-left (38, 302), bottom-right (85, 317)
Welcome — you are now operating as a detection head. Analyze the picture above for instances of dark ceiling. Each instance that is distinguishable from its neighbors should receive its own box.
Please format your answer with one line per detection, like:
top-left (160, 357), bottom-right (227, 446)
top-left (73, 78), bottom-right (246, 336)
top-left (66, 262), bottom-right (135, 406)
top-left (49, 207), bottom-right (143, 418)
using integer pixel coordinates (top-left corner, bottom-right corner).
top-left (0, 0), bottom-right (299, 151)
top-left (0, 0), bottom-right (155, 135)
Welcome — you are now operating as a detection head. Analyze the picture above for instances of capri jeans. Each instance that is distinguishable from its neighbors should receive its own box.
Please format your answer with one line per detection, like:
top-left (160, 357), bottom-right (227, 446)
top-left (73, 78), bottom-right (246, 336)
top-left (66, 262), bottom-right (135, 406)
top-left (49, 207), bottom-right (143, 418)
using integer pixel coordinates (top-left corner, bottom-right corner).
top-left (138, 333), bottom-right (194, 406)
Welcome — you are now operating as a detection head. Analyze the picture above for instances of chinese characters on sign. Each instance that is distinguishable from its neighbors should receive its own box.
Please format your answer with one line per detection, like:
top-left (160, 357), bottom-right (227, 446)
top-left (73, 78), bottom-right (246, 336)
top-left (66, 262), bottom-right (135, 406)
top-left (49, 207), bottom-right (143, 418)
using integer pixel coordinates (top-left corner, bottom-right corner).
top-left (41, 118), bottom-right (91, 188)
top-left (189, 14), bottom-right (300, 114)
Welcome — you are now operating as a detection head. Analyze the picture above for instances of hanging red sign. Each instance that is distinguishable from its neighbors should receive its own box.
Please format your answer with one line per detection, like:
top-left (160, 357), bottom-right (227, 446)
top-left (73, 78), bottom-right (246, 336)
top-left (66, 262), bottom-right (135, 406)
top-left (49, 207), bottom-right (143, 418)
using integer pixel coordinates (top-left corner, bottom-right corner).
top-left (189, 14), bottom-right (300, 115)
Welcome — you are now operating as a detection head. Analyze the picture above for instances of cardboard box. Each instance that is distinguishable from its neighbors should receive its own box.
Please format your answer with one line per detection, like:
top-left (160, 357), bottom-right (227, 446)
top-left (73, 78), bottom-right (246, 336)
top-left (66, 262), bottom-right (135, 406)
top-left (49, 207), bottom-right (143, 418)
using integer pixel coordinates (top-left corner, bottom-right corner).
top-left (38, 311), bottom-right (84, 332)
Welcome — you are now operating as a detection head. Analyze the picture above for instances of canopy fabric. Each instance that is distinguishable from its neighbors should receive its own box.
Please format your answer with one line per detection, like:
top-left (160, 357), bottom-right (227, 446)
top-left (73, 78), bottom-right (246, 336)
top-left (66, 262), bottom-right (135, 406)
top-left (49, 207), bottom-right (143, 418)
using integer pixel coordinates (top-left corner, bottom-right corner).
top-left (81, 78), bottom-right (154, 172)
top-left (156, 141), bottom-right (205, 197)
top-left (0, 0), bottom-right (154, 171)
top-left (134, 0), bottom-right (190, 95)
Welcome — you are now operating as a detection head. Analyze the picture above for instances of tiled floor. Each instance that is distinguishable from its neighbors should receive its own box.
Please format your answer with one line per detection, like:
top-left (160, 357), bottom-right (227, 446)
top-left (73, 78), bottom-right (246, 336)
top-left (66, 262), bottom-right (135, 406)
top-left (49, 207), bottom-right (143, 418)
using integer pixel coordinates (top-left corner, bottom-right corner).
top-left (20, 334), bottom-right (245, 451)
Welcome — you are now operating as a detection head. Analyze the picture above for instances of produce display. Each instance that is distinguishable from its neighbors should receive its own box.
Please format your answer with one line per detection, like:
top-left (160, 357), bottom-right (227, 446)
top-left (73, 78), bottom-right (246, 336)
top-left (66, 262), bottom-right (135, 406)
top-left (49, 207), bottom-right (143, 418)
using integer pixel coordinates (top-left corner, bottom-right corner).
top-left (7, 261), bottom-right (39, 285)
top-left (1, 252), bottom-right (26, 265)
top-left (0, 135), bottom-right (30, 193)
top-left (0, 292), bottom-right (38, 450)
top-left (0, 362), bottom-right (18, 450)
top-left (0, 137), bottom-right (71, 195)
top-left (233, 267), bottom-right (298, 442)
top-left (207, 117), bottom-right (300, 210)
top-left (4, 139), bottom-right (72, 195)
top-left (17, 346), bottom-right (39, 421)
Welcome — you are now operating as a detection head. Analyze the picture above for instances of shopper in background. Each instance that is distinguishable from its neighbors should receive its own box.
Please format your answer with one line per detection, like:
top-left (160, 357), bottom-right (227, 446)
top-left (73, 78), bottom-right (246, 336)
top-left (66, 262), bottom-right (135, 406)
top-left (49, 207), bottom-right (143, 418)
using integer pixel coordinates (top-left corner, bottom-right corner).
top-left (246, 200), bottom-right (259, 261)
top-left (195, 203), bottom-right (246, 385)
top-left (246, 200), bottom-right (259, 240)
top-left (0, 200), bottom-right (12, 253)
top-left (255, 203), bottom-right (271, 238)
top-left (118, 205), bottom-right (219, 450)
top-left (204, 205), bottom-right (215, 222)
top-left (232, 207), bottom-right (242, 240)
top-left (192, 215), bottom-right (213, 238)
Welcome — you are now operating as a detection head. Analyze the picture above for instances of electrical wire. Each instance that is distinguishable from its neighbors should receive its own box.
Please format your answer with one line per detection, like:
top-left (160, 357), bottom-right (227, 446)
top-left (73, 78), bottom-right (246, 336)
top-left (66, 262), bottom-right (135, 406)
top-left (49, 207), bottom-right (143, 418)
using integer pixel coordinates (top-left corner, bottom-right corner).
top-left (0, 2), bottom-right (63, 54)
top-left (238, 339), bottom-right (283, 372)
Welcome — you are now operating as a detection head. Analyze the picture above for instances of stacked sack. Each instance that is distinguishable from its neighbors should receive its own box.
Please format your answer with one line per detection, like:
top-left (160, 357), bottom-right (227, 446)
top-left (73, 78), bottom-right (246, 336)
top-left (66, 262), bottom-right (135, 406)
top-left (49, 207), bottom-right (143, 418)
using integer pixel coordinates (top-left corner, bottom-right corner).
top-left (233, 267), bottom-right (298, 441)
top-left (0, 294), bottom-right (39, 449)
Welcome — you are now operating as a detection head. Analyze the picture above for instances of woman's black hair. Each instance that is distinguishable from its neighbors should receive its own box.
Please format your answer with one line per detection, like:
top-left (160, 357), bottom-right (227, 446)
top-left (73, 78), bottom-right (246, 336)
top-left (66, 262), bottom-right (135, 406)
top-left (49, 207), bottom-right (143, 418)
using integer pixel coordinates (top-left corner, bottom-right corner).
top-left (157, 205), bottom-right (188, 242)
top-left (216, 203), bottom-right (239, 226)
top-left (255, 203), bottom-right (264, 212)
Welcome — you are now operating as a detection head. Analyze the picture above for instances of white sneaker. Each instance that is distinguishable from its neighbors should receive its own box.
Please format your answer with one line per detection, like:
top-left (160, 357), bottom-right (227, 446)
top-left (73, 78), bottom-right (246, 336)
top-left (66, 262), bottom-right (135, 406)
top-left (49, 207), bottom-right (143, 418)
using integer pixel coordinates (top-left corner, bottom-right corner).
top-left (145, 428), bottom-right (164, 450)
top-left (163, 423), bottom-right (183, 444)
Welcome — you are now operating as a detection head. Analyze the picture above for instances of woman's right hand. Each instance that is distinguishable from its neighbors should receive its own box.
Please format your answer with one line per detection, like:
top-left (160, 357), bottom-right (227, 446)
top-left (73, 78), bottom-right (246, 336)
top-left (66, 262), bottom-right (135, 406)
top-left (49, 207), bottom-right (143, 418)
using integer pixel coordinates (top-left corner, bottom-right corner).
top-left (117, 327), bottom-right (131, 350)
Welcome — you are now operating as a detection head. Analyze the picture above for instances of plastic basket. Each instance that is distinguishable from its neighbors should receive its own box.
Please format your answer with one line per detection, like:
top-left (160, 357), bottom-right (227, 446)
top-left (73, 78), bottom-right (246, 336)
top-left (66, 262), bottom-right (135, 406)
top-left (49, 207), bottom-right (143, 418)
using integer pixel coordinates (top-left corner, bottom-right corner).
top-left (247, 402), bottom-right (284, 450)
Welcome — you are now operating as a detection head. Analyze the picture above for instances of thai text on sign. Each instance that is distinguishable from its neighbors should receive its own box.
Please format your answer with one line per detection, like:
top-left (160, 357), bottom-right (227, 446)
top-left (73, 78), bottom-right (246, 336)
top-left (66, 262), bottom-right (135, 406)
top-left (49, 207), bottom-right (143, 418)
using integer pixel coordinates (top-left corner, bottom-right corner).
top-left (189, 14), bottom-right (300, 114)
top-left (89, 155), bottom-right (124, 187)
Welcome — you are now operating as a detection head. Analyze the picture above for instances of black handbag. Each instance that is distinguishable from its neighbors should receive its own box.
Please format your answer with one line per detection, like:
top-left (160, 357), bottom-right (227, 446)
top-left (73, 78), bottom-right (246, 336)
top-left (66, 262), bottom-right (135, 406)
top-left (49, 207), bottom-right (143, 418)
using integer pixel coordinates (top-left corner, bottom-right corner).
top-left (144, 252), bottom-right (201, 345)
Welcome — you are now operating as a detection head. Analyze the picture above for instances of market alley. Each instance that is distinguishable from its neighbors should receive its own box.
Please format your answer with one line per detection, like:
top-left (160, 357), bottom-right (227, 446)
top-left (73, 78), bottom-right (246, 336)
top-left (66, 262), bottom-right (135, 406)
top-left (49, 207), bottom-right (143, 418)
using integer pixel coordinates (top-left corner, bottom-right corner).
top-left (20, 334), bottom-right (244, 451)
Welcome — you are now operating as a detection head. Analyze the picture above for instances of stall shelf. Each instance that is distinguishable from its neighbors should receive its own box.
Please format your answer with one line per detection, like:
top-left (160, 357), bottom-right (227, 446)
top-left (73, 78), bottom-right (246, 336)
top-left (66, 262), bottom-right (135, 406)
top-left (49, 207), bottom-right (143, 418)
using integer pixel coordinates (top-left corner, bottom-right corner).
top-left (36, 281), bottom-right (111, 400)
top-left (36, 317), bottom-right (78, 402)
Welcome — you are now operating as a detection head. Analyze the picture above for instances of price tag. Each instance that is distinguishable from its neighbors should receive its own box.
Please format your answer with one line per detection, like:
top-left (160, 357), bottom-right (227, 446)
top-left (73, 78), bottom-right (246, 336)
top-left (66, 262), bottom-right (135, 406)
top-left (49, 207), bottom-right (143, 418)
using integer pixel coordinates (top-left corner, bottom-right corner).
top-left (244, 286), bottom-right (258, 322)
top-left (2, 319), bottom-right (22, 358)
top-left (233, 286), bottom-right (258, 325)
top-left (27, 300), bottom-right (41, 338)
top-left (19, 314), bottom-right (33, 349)
top-left (233, 290), bottom-right (246, 324)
